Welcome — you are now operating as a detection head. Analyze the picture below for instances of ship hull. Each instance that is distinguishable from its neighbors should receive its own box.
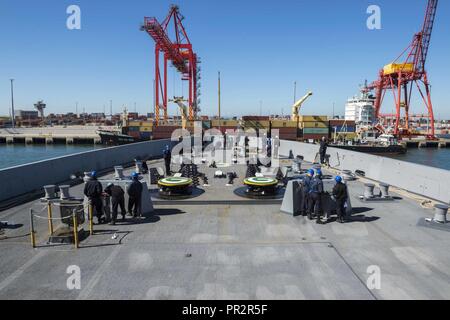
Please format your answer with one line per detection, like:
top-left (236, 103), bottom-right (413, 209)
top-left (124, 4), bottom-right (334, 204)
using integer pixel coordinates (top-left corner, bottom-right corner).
top-left (330, 144), bottom-right (407, 155)
top-left (97, 130), bottom-right (141, 146)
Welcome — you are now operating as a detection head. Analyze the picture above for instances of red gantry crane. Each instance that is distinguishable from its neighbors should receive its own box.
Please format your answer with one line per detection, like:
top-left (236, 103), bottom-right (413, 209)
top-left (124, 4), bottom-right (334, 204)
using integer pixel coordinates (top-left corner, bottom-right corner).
top-left (141, 5), bottom-right (200, 124)
top-left (370, 0), bottom-right (438, 138)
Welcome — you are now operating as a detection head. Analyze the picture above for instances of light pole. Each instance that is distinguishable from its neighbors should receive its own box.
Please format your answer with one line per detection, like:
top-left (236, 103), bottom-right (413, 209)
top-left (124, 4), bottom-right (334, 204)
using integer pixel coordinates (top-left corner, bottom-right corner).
top-left (294, 81), bottom-right (297, 104)
top-left (218, 71), bottom-right (221, 120)
top-left (10, 79), bottom-right (15, 128)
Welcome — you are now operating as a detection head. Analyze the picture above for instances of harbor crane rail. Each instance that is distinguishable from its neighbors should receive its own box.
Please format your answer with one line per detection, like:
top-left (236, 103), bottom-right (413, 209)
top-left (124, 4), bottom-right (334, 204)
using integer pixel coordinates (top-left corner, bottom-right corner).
top-left (368, 0), bottom-right (439, 138)
top-left (142, 5), bottom-right (199, 124)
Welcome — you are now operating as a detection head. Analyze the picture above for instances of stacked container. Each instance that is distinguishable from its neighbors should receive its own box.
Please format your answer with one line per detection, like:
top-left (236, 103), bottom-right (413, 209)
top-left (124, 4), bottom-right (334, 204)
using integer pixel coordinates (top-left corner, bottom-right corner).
top-left (270, 119), bottom-right (298, 140)
top-left (152, 125), bottom-right (181, 140)
top-left (211, 120), bottom-right (240, 134)
top-left (329, 119), bottom-right (357, 140)
top-left (299, 115), bottom-right (329, 140)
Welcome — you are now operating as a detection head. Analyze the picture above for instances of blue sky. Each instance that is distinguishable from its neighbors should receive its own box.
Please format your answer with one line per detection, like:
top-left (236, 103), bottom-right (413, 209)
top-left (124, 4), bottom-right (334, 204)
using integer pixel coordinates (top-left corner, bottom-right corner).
top-left (0, 0), bottom-right (449, 118)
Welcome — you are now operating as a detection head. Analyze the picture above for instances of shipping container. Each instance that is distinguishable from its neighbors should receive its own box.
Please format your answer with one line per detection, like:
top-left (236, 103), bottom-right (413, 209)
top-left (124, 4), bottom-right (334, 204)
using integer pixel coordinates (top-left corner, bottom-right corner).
top-left (279, 137), bottom-right (298, 141)
top-left (202, 120), bottom-right (211, 129)
top-left (301, 121), bottom-right (328, 129)
top-left (301, 134), bottom-right (329, 141)
top-left (139, 126), bottom-right (153, 132)
top-left (329, 126), bottom-right (356, 132)
top-left (299, 115), bottom-right (328, 122)
top-left (303, 128), bottom-right (329, 134)
top-left (243, 120), bottom-right (270, 128)
top-left (217, 126), bottom-right (239, 134)
top-left (128, 131), bottom-right (140, 139)
top-left (329, 120), bottom-right (356, 127)
top-left (211, 120), bottom-right (239, 127)
top-left (242, 116), bottom-right (270, 121)
top-left (271, 127), bottom-right (297, 134)
top-left (270, 120), bottom-right (297, 128)
top-left (139, 132), bottom-right (152, 139)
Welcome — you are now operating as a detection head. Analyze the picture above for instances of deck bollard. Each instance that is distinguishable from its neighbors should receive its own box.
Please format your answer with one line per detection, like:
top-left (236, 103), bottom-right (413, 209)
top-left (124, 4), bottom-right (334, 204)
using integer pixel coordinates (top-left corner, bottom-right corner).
top-left (433, 204), bottom-right (449, 224)
top-left (114, 166), bottom-right (125, 180)
top-left (30, 210), bottom-right (36, 248)
top-left (72, 211), bottom-right (79, 249)
top-left (47, 202), bottom-right (54, 236)
top-left (364, 183), bottom-right (375, 199)
top-left (379, 183), bottom-right (391, 198)
top-left (43, 185), bottom-right (56, 199)
top-left (59, 185), bottom-right (71, 200)
top-left (88, 202), bottom-right (94, 235)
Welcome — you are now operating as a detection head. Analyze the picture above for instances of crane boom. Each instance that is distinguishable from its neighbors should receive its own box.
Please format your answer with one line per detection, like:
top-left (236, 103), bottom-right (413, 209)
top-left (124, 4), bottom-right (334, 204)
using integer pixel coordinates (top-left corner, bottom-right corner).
top-left (142, 5), bottom-right (199, 124)
top-left (418, 0), bottom-right (438, 73)
top-left (170, 97), bottom-right (188, 129)
top-left (291, 91), bottom-right (313, 121)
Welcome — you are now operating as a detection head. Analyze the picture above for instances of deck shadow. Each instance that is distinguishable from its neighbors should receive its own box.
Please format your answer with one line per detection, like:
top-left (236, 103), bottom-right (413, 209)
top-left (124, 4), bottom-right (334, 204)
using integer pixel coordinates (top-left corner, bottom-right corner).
top-left (346, 214), bottom-right (380, 223)
top-left (153, 208), bottom-right (186, 216)
top-left (0, 223), bottom-right (23, 230)
top-left (351, 207), bottom-right (374, 214)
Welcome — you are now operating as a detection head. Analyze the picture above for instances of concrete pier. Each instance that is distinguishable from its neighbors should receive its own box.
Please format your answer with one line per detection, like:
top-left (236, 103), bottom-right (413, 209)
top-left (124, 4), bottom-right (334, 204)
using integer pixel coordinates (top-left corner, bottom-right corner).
top-left (0, 126), bottom-right (112, 145)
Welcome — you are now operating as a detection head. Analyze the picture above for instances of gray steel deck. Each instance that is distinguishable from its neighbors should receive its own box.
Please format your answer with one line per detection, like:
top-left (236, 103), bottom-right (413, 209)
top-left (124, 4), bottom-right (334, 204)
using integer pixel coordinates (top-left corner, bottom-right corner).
top-left (0, 160), bottom-right (449, 300)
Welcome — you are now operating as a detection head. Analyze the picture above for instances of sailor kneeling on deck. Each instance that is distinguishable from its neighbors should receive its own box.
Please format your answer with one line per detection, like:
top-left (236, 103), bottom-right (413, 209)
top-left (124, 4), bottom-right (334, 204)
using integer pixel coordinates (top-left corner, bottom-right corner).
top-left (104, 183), bottom-right (126, 225)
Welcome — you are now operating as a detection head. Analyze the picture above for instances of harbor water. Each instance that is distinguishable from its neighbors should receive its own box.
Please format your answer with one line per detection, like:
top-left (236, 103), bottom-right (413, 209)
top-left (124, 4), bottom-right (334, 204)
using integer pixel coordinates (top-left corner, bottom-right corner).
top-left (0, 144), bottom-right (107, 170)
top-left (386, 148), bottom-right (450, 171)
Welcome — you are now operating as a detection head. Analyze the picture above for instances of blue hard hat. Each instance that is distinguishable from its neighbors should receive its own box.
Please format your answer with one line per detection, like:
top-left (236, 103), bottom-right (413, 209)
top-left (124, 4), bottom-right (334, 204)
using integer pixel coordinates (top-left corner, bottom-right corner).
top-left (335, 176), bottom-right (343, 183)
top-left (316, 169), bottom-right (322, 176)
top-left (307, 169), bottom-right (314, 176)
top-left (91, 171), bottom-right (97, 178)
top-left (132, 172), bottom-right (139, 179)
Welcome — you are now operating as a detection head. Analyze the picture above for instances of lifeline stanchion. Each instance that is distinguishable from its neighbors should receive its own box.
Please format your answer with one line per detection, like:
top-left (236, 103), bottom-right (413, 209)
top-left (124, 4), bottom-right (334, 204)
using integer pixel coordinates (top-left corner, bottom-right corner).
top-left (47, 202), bottom-right (54, 236)
top-left (30, 210), bottom-right (36, 248)
top-left (88, 202), bottom-right (94, 236)
top-left (72, 210), bottom-right (79, 249)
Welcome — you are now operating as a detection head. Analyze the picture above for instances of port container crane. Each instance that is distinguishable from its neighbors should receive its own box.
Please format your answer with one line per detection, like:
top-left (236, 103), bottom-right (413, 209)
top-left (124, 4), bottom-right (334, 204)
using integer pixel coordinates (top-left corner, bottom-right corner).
top-left (291, 91), bottom-right (313, 121)
top-left (141, 5), bottom-right (199, 125)
top-left (370, 0), bottom-right (438, 138)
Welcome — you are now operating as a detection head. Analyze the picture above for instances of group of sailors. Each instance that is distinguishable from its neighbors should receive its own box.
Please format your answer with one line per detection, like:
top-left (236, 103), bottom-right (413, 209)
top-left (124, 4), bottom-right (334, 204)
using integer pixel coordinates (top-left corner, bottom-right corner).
top-left (299, 168), bottom-right (348, 224)
top-left (83, 170), bottom-right (143, 226)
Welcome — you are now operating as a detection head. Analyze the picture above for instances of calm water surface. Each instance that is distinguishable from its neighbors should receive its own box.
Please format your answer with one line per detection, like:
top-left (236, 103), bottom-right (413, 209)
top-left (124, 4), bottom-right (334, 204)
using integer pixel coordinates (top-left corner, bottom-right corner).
top-left (0, 144), bottom-right (107, 170)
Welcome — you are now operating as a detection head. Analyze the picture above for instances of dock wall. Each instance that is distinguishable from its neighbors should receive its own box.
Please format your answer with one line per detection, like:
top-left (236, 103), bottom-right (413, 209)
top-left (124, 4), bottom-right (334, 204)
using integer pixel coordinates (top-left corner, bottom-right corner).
top-left (280, 140), bottom-right (450, 204)
top-left (0, 139), bottom-right (172, 202)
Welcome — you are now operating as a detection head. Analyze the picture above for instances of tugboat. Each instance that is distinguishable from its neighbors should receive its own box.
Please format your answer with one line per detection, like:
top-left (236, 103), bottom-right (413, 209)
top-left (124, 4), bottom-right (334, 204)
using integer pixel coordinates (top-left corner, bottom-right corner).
top-left (331, 132), bottom-right (407, 155)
